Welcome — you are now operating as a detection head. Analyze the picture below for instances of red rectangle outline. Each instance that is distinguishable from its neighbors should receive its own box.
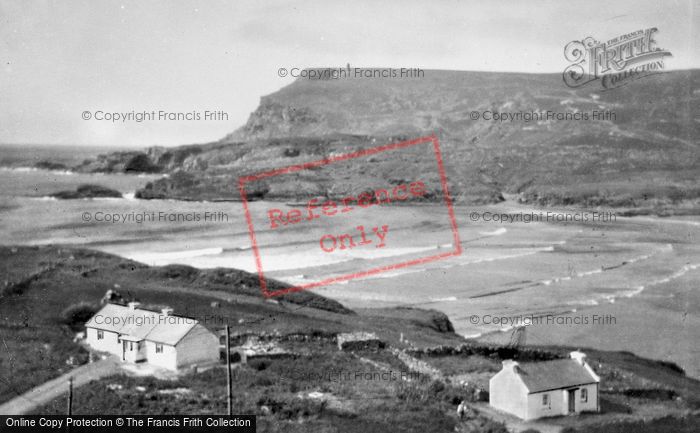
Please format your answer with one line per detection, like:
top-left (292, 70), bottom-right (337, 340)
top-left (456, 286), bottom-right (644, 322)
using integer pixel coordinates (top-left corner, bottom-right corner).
top-left (238, 133), bottom-right (462, 297)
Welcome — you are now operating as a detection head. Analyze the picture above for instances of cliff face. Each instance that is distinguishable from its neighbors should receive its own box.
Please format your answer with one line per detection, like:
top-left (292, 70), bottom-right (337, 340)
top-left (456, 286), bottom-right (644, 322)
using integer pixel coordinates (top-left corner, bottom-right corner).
top-left (77, 69), bottom-right (700, 209)
top-left (229, 100), bottom-right (324, 139)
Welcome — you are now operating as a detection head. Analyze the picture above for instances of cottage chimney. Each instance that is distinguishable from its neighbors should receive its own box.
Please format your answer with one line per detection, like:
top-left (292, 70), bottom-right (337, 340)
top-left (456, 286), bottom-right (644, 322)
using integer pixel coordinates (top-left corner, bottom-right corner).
top-left (161, 307), bottom-right (174, 316)
top-left (570, 350), bottom-right (587, 365)
top-left (502, 359), bottom-right (519, 370)
top-left (127, 301), bottom-right (141, 310)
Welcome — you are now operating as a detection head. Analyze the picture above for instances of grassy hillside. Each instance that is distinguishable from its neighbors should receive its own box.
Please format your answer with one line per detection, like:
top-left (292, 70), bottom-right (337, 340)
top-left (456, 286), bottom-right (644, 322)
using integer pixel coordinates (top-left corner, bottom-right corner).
top-left (0, 245), bottom-right (462, 404)
top-left (226, 70), bottom-right (698, 144)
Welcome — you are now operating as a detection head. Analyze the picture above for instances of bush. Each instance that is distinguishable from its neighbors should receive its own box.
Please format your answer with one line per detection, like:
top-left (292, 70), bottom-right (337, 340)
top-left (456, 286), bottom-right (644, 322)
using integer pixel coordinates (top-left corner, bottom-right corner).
top-left (288, 381), bottom-right (299, 393)
top-left (278, 398), bottom-right (326, 419)
top-left (477, 419), bottom-right (509, 433)
top-left (248, 359), bottom-right (270, 371)
top-left (244, 181), bottom-right (270, 200)
top-left (61, 302), bottom-right (99, 330)
top-left (283, 148), bottom-right (300, 157)
top-left (622, 388), bottom-right (677, 400)
top-left (2, 280), bottom-right (26, 296)
top-left (253, 375), bottom-right (275, 387)
top-left (428, 379), bottom-right (446, 395)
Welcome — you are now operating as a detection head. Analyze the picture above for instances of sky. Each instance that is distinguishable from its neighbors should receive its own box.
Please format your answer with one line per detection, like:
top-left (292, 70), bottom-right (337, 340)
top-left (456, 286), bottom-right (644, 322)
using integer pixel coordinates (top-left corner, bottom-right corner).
top-left (1, 0), bottom-right (698, 147)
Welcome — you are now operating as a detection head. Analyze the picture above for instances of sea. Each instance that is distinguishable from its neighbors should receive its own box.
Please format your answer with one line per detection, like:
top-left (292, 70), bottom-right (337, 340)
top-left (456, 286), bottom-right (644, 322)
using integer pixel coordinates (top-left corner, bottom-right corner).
top-left (1, 144), bottom-right (699, 378)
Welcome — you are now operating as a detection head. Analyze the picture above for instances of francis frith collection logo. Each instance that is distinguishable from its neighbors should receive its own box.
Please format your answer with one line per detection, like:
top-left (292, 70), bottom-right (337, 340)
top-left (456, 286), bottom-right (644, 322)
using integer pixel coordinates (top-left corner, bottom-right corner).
top-left (563, 27), bottom-right (672, 90)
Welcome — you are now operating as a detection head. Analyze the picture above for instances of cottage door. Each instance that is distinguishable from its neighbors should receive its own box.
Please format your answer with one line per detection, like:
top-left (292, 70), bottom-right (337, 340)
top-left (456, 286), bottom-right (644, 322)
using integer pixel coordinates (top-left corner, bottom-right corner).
top-left (122, 340), bottom-right (127, 361)
top-left (568, 389), bottom-right (576, 413)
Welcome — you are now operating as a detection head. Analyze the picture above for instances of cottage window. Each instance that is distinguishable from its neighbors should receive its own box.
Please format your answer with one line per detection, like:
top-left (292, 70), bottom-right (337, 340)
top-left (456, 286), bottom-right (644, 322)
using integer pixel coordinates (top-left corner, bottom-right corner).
top-left (156, 343), bottom-right (163, 353)
top-left (581, 388), bottom-right (588, 402)
top-left (542, 394), bottom-right (548, 405)
top-left (97, 330), bottom-right (104, 340)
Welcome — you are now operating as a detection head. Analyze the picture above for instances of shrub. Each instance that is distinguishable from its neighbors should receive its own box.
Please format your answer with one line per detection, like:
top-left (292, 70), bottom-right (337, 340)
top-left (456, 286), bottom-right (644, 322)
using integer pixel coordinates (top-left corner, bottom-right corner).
top-left (248, 359), bottom-right (270, 371)
top-left (60, 302), bottom-right (99, 330)
top-left (428, 379), bottom-right (446, 396)
top-left (278, 398), bottom-right (326, 419)
top-left (253, 375), bottom-right (275, 387)
top-left (244, 181), bottom-right (270, 200)
top-left (477, 419), bottom-right (509, 433)
top-left (622, 388), bottom-right (677, 400)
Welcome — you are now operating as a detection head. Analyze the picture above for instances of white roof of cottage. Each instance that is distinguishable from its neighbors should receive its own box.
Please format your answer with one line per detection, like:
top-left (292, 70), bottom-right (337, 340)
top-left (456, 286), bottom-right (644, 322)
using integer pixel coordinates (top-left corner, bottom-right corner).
top-left (85, 303), bottom-right (202, 346)
top-left (145, 315), bottom-right (200, 345)
top-left (512, 359), bottom-right (599, 393)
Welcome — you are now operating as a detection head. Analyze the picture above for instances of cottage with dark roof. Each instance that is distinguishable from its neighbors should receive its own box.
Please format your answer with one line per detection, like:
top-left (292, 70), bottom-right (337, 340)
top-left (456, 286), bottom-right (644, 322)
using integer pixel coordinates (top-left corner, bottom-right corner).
top-left (489, 351), bottom-right (600, 420)
top-left (84, 302), bottom-right (219, 371)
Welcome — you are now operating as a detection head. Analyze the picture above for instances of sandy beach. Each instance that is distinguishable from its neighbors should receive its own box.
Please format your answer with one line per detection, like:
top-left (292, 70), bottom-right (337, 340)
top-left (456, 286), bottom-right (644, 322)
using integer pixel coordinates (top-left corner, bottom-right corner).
top-left (2, 168), bottom-right (698, 378)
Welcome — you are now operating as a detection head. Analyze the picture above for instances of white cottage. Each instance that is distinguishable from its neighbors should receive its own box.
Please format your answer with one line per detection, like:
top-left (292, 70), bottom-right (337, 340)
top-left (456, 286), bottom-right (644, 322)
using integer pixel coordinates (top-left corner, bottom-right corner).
top-left (489, 351), bottom-right (600, 420)
top-left (84, 302), bottom-right (219, 371)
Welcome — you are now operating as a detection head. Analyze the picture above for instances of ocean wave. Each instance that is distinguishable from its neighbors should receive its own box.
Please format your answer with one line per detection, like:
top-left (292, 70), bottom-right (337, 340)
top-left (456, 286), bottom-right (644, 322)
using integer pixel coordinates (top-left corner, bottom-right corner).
top-left (645, 262), bottom-right (700, 287)
top-left (33, 194), bottom-right (128, 201)
top-left (462, 333), bottom-right (483, 339)
top-left (539, 245), bottom-right (667, 290)
top-left (0, 166), bottom-right (75, 175)
top-left (563, 262), bottom-right (699, 308)
top-left (567, 299), bottom-right (599, 306)
top-left (479, 227), bottom-right (507, 236)
top-left (323, 245), bottom-right (559, 286)
top-left (430, 296), bottom-right (458, 302)
top-left (576, 268), bottom-right (603, 277)
top-left (459, 246), bottom-right (554, 266)
top-left (610, 260), bottom-right (699, 301)
top-left (86, 196), bottom-right (127, 201)
top-left (267, 243), bottom-right (457, 278)
top-left (279, 274), bottom-right (310, 285)
top-left (225, 245), bottom-right (253, 252)
top-left (128, 247), bottom-right (224, 265)
top-left (622, 286), bottom-right (645, 298)
top-left (319, 246), bottom-right (557, 285)
top-left (632, 216), bottom-right (700, 227)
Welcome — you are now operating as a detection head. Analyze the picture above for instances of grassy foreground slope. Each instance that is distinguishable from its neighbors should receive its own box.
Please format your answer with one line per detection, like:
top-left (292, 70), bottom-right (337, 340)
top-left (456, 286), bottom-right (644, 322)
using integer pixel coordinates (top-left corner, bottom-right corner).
top-left (2, 245), bottom-right (699, 432)
top-left (0, 245), bottom-right (463, 404)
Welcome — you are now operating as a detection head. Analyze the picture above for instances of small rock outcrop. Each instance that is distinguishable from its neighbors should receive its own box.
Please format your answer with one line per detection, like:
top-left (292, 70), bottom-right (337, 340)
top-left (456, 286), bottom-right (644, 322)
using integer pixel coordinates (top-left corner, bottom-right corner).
top-left (51, 184), bottom-right (123, 199)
